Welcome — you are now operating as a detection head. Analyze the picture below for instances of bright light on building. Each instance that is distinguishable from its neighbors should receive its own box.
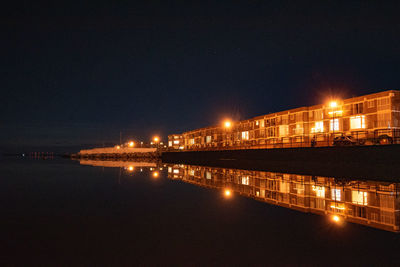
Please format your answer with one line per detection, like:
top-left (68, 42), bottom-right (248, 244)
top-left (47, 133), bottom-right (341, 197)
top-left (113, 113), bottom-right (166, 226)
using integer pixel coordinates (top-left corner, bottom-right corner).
top-left (153, 136), bottom-right (160, 143)
top-left (330, 101), bottom-right (338, 108)
top-left (128, 141), bottom-right (135, 147)
top-left (224, 120), bottom-right (232, 128)
top-left (116, 145), bottom-right (121, 149)
top-left (127, 166), bottom-right (134, 172)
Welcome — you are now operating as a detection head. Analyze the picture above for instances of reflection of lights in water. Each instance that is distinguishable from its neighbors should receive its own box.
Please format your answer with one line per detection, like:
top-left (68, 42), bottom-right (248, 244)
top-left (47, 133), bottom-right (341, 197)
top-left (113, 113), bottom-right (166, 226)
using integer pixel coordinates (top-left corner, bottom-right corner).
top-left (224, 189), bottom-right (232, 197)
top-left (152, 171), bottom-right (159, 178)
top-left (332, 215), bottom-right (341, 223)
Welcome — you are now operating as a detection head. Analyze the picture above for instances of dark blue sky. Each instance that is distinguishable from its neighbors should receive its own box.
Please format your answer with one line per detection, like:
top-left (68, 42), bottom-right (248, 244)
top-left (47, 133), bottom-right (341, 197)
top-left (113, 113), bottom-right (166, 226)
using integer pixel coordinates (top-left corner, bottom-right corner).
top-left (1, 1), bottom-right (400, 150)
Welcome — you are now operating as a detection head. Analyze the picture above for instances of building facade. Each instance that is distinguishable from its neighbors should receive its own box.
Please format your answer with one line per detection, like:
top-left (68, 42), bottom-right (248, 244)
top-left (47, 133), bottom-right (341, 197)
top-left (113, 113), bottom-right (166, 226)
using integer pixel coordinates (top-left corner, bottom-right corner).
top-left (169, 90), bottom-right (400, 150)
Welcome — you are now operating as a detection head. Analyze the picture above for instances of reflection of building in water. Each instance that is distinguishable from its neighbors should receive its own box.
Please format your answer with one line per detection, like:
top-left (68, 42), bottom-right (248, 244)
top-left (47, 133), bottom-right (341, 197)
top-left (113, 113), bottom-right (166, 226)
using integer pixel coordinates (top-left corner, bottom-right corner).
top-left (79, 160), bottom-right (158, 168)
top-left (168, 164), bottom-right (400, 232)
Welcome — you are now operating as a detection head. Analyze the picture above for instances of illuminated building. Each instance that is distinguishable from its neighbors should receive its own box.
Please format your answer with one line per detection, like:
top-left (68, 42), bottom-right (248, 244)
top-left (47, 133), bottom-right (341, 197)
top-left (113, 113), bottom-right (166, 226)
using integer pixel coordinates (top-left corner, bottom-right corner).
top-left (168, 90), bottom-right (400, 150)
top-left (167, 164), bottom-right (400, 232)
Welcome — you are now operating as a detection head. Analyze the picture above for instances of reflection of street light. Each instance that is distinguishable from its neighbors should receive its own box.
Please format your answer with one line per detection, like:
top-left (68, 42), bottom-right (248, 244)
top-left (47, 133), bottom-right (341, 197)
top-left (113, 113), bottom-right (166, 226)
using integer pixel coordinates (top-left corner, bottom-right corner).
top-left (332, 215), bottom-right (340, 223)
top-left (224, 189), bottom-right (232, 197)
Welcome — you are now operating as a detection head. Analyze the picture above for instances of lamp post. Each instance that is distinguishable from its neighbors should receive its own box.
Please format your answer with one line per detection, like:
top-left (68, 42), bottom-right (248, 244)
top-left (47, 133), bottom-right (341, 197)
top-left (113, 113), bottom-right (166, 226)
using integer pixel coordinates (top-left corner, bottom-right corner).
top-left (330, 101), bottom-right (338, 146)
top-left (153, 136), bottom-right (160, 149)
top-left (223, 120), bottom-right (232, 148)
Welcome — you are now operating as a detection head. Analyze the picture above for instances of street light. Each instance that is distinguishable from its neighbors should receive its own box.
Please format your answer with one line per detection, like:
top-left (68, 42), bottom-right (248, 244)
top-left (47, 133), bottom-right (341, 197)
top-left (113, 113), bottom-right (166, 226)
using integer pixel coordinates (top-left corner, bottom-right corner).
top-left (153, 136), bottom-right (160, 149)
top-left (223, 120), bottom-right (232, 128)
top-left (223, 120), bottom-right (232, 147)
top-left (128, 141), bottom-right (135, 147)
top-left (329, 101), bottom-right (339, 144)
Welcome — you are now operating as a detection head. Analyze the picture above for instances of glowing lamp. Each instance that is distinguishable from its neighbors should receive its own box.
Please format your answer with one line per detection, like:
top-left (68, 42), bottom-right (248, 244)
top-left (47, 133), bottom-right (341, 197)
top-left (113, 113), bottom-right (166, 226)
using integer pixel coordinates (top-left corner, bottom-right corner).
top-left (116, 145), bottom-right (121, 149)
top-left (128, 166), bottom-right (134, 171)
top-left (330, 101), bottom-right (338, 108)
top-left (128, 141), bottom-right (135, 147)
top-left (152, 171), bottom-right (159, 178)
top-left (153, 136), bottom-right (160, 143)
top-left (224, 120), bottom-right (232, 128)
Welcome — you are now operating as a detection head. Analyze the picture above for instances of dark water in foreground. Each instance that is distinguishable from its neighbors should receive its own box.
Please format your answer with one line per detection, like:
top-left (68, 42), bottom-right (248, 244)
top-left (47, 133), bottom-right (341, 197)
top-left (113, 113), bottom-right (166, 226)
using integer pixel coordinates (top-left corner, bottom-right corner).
top-left (1, 158), bottom-right (400, 266)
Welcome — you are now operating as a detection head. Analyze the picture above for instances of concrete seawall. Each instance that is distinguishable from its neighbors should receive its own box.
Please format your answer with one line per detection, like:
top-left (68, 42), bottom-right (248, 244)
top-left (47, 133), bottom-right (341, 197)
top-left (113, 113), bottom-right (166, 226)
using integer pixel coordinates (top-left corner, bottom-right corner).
top-left (162, 145), bottom-right (400, 181)
top-left (73, 147), bottom-right (160, 159)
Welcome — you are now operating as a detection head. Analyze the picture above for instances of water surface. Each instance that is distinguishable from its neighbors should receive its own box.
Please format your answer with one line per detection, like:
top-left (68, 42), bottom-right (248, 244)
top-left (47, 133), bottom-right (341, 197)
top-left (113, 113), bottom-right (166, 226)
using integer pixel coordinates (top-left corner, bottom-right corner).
top-left (1, 158), bottom-right (400, 265)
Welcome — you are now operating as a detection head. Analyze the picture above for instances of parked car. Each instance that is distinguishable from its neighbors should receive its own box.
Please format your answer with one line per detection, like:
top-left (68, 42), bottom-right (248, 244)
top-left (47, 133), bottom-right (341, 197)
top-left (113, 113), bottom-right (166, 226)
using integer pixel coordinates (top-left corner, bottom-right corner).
top-left (333, 135), bottom-right (358, 146)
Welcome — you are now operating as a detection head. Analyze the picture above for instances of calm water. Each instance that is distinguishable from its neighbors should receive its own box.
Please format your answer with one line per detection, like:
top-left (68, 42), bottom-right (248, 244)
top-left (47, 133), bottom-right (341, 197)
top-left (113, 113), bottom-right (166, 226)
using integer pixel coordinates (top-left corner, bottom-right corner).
top-left (1, 158), bottom-right (400, 265)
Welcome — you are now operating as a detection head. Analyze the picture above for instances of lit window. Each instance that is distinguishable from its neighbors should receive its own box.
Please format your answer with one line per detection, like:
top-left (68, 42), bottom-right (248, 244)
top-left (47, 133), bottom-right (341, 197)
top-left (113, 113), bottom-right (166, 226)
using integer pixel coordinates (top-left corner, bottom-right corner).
top-left (312, 185), bottom-right (325, 198)
top-left (168, 141), bottom-right (172, 147)
top-left (311, 121), bottom-right (324, 133)
top-left (206, 171), bottom-right (212, 179)
top-left (352, 191), bottom-right (368, 205)
top-left (255, 120), bottom-right (259, 126)
top-left (279, 125), bottom-right (289, 137)
top-left (295, 123), bottom-right (303, 135)
top-left (350, 115), bottom-right (365, 129)
top-left (206, 136), bottom-right (212, 143)
top-left (241, 131), bottom-right (249, 140)
top-left (173, 140), bottom-right (179, 144)
top-left (189, 169), bottom-right (195, 176)
top-left (189, 139), bottom-right (195, 145)
top-left (331, 189), bottom-right (341, 201)
top-left (377, 112), bottom-right (391, 128)
top-left (280, 181), bottom-right (290, 193)
top-left (330, 119), bottom-right (339, 131)
top-left (242, 176), bottom-right (249, 185)
top-left (173, 169), bottom-right (179, 174)
top-left (168, 167), bottom-right (172, 173)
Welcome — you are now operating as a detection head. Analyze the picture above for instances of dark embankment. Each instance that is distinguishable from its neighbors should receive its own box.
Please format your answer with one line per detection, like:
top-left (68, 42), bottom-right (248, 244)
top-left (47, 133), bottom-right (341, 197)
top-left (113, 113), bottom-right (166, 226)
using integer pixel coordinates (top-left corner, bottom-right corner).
top-left (162, 145), bottom-right (400, 181)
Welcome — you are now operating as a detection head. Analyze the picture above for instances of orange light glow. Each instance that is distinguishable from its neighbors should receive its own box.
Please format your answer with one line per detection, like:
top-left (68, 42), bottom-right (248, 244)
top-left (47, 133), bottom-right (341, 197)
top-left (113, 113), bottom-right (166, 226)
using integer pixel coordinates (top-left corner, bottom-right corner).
top-left (224, 189), bottom-right (232, 197)
top-left (116, 145), bottom-right (121, 149)
top-left (224, 120), bottom-right (232, 128)
top-left (128, 141), bottom-right (135, 147)
top-left (332, 215), bottom-right (341, 222)
top-left (152, 171), bottom-right (159, 178)
top-left (127, 166), bottom-right (134, 172)
top-left (329, 101), bottom-right (338, 108)
top-left (153, 136), bottom-right (160, 143)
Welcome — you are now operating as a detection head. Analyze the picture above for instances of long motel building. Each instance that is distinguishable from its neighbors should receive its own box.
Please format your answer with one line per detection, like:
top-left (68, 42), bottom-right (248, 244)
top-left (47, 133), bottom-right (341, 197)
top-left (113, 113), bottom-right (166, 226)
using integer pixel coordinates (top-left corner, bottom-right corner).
top-left (168, 90), bottom-right (400, 150)
top-left (168, 164), bottom-right (400, 232)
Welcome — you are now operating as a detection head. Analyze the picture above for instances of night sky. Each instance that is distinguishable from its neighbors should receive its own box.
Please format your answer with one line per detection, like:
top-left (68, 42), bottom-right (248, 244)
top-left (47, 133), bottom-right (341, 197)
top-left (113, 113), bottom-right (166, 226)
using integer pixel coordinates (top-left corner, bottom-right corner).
top-left (1, 1), bottom-right (400, 151)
